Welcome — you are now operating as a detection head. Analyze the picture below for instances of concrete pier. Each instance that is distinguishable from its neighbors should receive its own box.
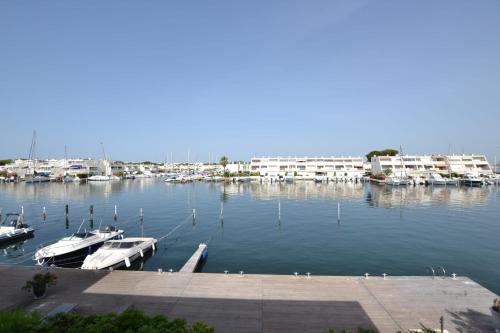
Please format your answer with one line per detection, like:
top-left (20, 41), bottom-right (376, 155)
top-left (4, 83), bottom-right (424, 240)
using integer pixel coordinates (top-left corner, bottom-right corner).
top-left (1, 264), bottom-right (499, 333)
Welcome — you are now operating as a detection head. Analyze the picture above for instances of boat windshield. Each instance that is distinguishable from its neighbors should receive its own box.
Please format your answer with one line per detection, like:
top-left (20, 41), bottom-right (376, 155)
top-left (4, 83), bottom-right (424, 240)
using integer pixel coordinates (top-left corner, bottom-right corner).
top-left (102, 241), bottom-right (144, 249)
top-left (61, 232), bottom-right (93, 241)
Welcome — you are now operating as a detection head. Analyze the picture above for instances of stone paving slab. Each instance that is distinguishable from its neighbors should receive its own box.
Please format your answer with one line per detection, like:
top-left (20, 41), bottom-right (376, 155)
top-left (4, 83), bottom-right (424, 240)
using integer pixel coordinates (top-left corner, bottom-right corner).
top-left (1, 265), bottom-right (499, 333)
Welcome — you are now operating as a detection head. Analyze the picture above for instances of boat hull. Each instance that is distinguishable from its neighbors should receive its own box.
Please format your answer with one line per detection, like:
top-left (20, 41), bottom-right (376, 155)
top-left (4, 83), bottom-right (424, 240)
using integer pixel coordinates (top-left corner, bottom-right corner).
top-left (38, 241), bottom-right (108, 267)
top-left (460, 180), bottom-right (484, 187)
top-left (0, 228), bottom-right (34, 244)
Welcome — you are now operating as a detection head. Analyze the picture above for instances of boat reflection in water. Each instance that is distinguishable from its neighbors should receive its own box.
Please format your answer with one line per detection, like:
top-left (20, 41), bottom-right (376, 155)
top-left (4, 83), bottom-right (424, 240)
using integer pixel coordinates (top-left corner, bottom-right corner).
top-left (1, 234), bottom-right (34, 259)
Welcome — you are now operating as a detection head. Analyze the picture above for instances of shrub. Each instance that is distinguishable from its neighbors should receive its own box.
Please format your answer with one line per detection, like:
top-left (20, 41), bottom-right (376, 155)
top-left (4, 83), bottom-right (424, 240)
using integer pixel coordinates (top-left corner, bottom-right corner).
top-left (0, 309), bottom-right (214, 333)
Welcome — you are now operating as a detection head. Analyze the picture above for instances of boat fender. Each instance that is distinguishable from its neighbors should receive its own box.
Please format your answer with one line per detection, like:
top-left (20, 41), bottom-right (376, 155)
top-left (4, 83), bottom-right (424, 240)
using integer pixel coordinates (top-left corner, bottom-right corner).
top-left (139, 249), bottom-right (143, 258)
top-left (125, 257), bottom-right (131, 268)
top-left (152, 243), bottom-right (156, 251)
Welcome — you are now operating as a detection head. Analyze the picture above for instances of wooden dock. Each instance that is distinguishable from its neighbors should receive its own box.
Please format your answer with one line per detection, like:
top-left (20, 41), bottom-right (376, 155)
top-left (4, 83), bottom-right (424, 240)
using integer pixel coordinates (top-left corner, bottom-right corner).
top-left (1, 263), bottom-right (499, 332)
top-left (179, 243), bottom-right (208, 273)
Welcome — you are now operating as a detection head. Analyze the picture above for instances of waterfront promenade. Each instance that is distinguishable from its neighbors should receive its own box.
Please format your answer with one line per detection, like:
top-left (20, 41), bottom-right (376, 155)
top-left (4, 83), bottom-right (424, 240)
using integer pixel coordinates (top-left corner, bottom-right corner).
top-left (0, 264), bottom-right (498, 332)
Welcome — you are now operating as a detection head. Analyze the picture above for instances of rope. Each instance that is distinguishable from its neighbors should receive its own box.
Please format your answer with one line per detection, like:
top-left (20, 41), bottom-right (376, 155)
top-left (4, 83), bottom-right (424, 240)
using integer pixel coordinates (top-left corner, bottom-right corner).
top-left (157, 213), bottom-right (193, 242)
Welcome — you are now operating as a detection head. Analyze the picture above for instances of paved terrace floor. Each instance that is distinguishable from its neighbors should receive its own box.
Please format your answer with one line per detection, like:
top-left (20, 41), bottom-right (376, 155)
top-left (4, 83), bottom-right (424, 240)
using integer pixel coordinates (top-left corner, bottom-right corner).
top-left (0, 265), bottom-right (499, 333)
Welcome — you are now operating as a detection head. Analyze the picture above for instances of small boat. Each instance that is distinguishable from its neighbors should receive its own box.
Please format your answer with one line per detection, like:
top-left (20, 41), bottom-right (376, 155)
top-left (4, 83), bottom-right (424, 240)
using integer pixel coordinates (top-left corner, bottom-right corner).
top-left (460, 173), bottom-right (484, 187)
top-left (385, 177), bottom-right (401, 186)
top-left (134, 174), bottom-right (152, 179)
top-left (24, 174), bottom-right (50, 183)
top-left (34, 225), bottom-right (124, 266)
top-left (0, 213), bottom-right (34, 244)
top-left (212, 176), bottom-right (224, 182)
top-left (88, 175), bottom-right (112, 181)
top-left (314, 176), bottom-right (326, 183)
top-left (425, 173), bottom-right (447, 186)
top-left (445, 178), bottom-right (459, 186)
top-left (81, 237), bottom-right (157, 270)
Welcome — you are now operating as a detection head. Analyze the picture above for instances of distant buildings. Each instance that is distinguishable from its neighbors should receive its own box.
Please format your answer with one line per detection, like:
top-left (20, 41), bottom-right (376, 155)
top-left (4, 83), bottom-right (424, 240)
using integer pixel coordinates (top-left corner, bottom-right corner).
top-left (0, 153), bottom-right (495, 180)
top-left (250, 157), bottom-right (365, 179)
top-left (370, 154), bottom-right (493, 178)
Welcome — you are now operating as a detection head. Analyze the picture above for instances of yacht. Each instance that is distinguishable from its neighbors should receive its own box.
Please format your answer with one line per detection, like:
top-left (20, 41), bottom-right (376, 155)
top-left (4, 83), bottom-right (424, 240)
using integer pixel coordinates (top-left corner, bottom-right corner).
top-left (425, 173), bottom-right (447, 186)
top-left (460, 173), bottom-right (484, 187)
top-left (0, 213), bottom-right (34, 244)
top-left (81, 237), bottom-right (157, 270)
top-left (34, 226), bottom-right (124, 266)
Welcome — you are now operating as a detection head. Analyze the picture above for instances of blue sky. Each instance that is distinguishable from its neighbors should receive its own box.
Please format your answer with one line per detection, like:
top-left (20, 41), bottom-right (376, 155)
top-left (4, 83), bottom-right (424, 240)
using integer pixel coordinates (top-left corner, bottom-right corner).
top-left (1, 1), bottom-right (499, 162)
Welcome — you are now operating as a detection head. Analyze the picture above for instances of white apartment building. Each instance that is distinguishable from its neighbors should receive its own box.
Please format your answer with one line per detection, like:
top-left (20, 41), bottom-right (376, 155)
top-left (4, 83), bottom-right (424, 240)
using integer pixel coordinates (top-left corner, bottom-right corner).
top-left (250, 157), bottom-right (365, 179)
top-left (371, 154), bottom-right (493, 178)
top-left (445, 155), bottom-right (492, 175)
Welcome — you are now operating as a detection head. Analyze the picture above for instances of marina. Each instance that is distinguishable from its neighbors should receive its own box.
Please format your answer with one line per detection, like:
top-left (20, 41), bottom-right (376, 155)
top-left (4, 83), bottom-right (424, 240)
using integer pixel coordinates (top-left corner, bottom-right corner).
top-left (0, 179), bottom-right (499, 296)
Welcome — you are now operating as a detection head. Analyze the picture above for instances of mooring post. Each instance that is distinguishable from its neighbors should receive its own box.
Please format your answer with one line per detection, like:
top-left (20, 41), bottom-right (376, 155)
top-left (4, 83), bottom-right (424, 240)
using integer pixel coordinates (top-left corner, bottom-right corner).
top-left (88, 205), bottom-right (94, 228)
top-left (278, 200), bottom-right (281, 222)
top-left (337, 202), bottom-right (340, 223)
top-left (42, 206), bottom-right (47, 220)
top-left (140, 208), bottom-right (144, 237)
top-left (220, 202), bottom-right (224, 222)
top-left (0, 207), bottom-right (2, 222)
top-left (113, 205), bottom-right (118, 221)
top-left (65, 204), bottom-right (69, 217)
top-left (192, 208), bottom-right (196, 224)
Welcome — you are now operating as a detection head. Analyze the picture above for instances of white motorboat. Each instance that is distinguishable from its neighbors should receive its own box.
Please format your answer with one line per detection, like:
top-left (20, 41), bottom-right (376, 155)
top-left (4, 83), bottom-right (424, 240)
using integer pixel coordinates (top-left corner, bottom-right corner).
top-left (385, 177), bottom-right (401, 186)
top-left (134, 174), bottom-right (152, 179)
top-left (81, 237), bottom-right (157, 270)
top-left (425, 173), bottom-right (447, 186)
top-left (445, 178), bottom-right (459, 186)
top-left (460, 173), bottom-right (484, 187)
top-left (0, 213), bottom-right (34, 243)
top-left (88, 175), bottom-right (119, 181)
top-left (24, 174), bottom-right (50, 183)
top-left (34, 225), bottom-right (124, 266)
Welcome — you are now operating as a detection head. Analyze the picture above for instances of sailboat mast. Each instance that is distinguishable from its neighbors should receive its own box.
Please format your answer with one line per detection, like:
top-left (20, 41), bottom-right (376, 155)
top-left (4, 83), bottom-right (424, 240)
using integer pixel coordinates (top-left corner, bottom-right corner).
top-left (64, 145), bottom-right (68, 177)
top-left (399, 145), bottom-right (405, 179)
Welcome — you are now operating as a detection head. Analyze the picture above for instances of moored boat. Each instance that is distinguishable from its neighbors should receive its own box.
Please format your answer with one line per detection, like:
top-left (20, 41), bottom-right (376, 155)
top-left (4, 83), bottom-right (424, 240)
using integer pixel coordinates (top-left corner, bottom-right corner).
top-left (460, 173), bottom-right (484, 187)
top-left (81, 237), bottom-right (157, 270)
top-left (425, 173), bottom-right (447, 186)
top-left (0, 213), bottom-right (34, 244)
top-left (34, 225), bottom-right (124, 266)
top-left (385, 176), bottom-right (401, 186)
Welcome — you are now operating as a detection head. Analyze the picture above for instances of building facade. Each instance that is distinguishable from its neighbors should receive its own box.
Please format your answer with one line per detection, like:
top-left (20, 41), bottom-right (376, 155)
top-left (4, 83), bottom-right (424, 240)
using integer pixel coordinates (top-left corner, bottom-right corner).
top-left (371, 154), bottom-right (493, 178)
top-left (250, 157), bottom-right (365, 179)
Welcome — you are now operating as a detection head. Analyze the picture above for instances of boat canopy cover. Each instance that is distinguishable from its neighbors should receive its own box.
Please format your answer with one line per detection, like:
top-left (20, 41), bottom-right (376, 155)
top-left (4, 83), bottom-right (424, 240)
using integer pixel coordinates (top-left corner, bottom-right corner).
top-left (70, 165), bottom-right (82, 169)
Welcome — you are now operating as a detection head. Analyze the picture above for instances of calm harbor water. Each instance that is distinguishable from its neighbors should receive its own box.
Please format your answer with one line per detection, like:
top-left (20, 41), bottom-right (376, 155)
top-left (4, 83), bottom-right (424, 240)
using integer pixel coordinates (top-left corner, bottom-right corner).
top-left (1, 180), bottom-right (499, 294)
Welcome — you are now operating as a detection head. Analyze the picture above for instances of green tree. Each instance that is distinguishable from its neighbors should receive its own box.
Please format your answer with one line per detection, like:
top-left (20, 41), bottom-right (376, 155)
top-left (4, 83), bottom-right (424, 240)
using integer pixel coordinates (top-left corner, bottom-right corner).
top-left (219, 156), bottom-right (229, 175)
top-left (366, 149), bottom-right (399, 162)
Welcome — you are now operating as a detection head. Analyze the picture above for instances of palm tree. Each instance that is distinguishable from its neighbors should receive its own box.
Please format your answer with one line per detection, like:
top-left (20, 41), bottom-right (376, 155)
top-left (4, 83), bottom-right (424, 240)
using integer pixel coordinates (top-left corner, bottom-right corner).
top-left (219, 156), bottom-right (229, 176)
